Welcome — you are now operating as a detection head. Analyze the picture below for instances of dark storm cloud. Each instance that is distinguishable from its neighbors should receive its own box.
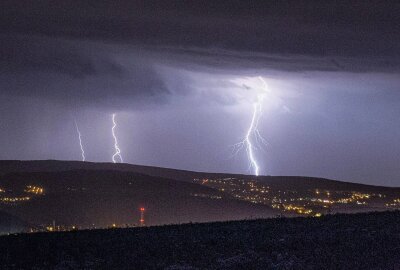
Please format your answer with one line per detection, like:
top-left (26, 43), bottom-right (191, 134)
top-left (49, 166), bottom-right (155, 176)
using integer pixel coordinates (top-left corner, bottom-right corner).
top-left (0, 0), bottom-right (399, 110)
top-left (1, 0), bottom-right (400, 68)
top-left (0, 35), bottom-right (124, 78)
top-left (141, 46), bottom-right (400, 73)
top-left (1, 0), bottom-right (399, 109)
top-left (0, 35), bottom-right (171, 109)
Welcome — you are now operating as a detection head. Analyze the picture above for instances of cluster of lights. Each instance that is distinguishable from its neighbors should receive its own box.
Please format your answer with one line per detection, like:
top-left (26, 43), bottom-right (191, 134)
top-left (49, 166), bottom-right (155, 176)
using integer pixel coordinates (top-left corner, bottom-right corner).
top-left (191, 193), bottom-right (222, 200)
top-left (281, 204), bottom-right (314, 215)
top-left (42, 222), bottom-right (131, 233)
top-left (351, 193), bottom-right (371, 200)
top-left (310, 198), bottom-right (334, 204)
top-left (0, 185), bottom-right (45, 205)
top-left (0, 197), bottom-right (31, 203)
top-left (42, 223), bottom-right (124, 233)
top-left (26, 207), bottom-right (147, 234)
top-left (385, 198), bottom-right (400, 207)
top-left (196, 177), bottom-right (397, 217)
top-left (25, 185), bottom-right (44, 195)
top-left (195, 178), bottom-right (270, 204)
top-left (45, 224), bottom-right (71, 232)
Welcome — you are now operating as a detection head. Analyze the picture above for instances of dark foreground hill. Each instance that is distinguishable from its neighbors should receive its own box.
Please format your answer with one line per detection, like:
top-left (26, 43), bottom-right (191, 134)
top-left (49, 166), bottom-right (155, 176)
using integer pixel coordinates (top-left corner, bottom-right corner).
top-left (1, 211), bottom-right (399, 270)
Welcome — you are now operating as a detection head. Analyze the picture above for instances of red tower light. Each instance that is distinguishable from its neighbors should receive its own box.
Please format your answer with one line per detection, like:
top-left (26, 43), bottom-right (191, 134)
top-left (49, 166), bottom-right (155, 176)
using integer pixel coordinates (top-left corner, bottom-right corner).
top-left (139, 207), bottom-right (145, 226)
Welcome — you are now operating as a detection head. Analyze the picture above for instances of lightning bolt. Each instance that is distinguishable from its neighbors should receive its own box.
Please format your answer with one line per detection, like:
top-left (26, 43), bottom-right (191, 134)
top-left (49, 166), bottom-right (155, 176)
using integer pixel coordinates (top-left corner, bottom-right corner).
top-left (232, 76), bottom-right (269, 176)
top-left (111, 113), bottom-right (123, 163)
top-left (74, 120), bottom-right (86, 162)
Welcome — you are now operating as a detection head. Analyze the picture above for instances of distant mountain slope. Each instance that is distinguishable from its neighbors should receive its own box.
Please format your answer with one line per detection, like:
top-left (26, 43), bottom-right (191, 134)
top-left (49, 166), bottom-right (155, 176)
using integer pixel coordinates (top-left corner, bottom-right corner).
top-left (1, 160), bottom-right (399, 221)
top-left (1, 160), bottom-right (398, 192)
top-left (257, 176), bottom-right (400, 193)
top-left (0, 170), bottom-right (278, 228)
top-left (0, 160), bottom-right (216, 182)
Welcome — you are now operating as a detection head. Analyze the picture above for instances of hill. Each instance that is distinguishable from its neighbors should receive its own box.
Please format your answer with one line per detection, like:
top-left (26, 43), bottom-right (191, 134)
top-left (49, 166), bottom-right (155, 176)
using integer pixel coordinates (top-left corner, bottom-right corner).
top-left (1, 160), bottom-right (399, 222)
top-left (0, 170), bottom-right (278, 230)
top-left (1, 160), bottom-right (399, 190)
top-left (0, 211), bottom-right (399, 269)
top-left (0, 160), bottom-right (217, 182)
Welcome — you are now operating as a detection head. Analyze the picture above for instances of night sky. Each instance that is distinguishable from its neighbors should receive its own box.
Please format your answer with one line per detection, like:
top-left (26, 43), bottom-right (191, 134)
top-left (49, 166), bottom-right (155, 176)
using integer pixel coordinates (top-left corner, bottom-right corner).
top-left (1, 1), bottom-right (400, 186)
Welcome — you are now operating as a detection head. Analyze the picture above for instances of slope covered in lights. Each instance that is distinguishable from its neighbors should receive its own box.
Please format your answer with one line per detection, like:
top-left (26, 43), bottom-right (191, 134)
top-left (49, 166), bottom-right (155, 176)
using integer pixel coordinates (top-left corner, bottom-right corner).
top-left (0, 170), bottom-right (278, 230)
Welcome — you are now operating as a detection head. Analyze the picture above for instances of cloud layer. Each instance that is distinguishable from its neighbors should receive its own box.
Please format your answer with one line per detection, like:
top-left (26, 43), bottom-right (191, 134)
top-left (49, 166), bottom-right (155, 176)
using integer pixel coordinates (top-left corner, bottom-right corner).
top-left (1, 1), bottom-right (400, 186)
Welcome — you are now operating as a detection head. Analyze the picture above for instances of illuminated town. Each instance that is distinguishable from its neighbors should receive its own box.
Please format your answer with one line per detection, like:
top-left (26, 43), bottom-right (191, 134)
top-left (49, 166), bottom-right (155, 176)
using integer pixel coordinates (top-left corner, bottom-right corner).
top-left (193, 178), bottom-right (400, 216)
top-left (0, 177), bottom-right (399, 233)
top-left (0, 182), bottom-right (146, 232)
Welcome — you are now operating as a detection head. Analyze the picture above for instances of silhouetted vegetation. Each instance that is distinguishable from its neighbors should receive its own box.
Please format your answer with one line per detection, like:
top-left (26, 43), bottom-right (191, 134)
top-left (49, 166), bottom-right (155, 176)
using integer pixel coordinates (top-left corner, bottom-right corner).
top-left (0, 211), bottom-right (399, 269)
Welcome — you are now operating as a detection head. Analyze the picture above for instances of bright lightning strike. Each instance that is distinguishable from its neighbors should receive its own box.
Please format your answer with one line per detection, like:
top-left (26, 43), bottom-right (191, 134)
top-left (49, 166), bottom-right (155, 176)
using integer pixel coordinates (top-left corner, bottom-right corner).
top-left (74, 120), bottom-right (86, 162)
top-left (232, 76), bottom-right (269, 176)
top-left (111, 113), bottom-right (123, 163)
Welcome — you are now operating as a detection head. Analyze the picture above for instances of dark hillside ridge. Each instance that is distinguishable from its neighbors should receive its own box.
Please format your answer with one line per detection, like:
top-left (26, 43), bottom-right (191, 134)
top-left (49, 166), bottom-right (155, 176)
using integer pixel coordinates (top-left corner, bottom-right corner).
top-left (1, 211), bottom-right (399, 269)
